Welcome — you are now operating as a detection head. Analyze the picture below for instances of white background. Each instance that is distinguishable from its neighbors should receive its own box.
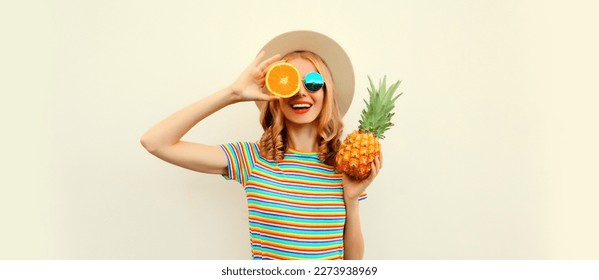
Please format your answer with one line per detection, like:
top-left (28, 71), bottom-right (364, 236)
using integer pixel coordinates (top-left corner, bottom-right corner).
top-left (1, 0), bottom-right (598, 259)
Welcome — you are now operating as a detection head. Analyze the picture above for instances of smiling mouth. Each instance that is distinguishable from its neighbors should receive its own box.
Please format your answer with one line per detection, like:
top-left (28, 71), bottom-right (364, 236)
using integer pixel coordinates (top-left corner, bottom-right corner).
top-left (291, 103), bottom-right (312, 109)
top-left (290, 103), bottom-right (312, 114)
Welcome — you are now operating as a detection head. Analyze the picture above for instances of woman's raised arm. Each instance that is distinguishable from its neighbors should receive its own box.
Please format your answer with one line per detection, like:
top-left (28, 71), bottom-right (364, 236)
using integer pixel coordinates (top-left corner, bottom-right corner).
top-left (140, 51), bottom-right (281, 175)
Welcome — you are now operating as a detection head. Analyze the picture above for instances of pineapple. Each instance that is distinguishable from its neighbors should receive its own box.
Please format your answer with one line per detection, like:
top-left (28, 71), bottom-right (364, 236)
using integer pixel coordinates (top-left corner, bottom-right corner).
top-left (336, 76), bottom-right (402, 180)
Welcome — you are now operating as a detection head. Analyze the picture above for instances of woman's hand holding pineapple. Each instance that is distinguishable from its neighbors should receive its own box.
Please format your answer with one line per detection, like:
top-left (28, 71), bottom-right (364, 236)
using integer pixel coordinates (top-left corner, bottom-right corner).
top-left (342, 154), bottom-right (382, 203)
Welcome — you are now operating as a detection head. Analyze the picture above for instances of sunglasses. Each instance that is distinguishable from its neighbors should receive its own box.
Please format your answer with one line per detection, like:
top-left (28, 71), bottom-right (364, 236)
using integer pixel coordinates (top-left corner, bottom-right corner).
top-left (303, 72), bottom-right (325, 92)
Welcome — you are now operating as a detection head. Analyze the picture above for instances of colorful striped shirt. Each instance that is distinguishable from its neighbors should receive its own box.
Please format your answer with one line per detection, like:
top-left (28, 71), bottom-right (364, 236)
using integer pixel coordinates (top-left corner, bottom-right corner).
top-left (220, 142), bottom-right (366, 260)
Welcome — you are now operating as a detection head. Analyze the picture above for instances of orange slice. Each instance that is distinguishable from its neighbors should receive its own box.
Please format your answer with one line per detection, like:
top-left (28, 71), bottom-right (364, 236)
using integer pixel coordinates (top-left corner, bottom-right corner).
top-left (265, 62), bottom-right (301, 98)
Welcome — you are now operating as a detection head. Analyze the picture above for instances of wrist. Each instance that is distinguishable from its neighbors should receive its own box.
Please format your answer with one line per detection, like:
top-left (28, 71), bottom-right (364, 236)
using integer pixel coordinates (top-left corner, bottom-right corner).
top-left (344, 192), bottom-right (361, 204)
top-left (344, 199), bottom-right (359, 210)
top-left (223, 85), bottom-right (242, 104)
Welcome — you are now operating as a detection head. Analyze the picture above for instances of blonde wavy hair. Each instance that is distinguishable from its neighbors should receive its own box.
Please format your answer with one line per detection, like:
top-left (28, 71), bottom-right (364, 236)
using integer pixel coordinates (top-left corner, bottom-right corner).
top-left (258, 51), bottom-right (344, 166)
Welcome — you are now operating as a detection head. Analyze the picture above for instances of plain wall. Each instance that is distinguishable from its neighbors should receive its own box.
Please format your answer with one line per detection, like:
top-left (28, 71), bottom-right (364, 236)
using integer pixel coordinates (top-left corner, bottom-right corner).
top-left (1, 0), bottom-right (598, 259)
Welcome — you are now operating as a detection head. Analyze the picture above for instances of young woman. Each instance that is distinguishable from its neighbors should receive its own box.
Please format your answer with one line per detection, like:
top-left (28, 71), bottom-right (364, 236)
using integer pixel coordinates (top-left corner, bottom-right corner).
top-left (140, 31), bottom-right (382, 260)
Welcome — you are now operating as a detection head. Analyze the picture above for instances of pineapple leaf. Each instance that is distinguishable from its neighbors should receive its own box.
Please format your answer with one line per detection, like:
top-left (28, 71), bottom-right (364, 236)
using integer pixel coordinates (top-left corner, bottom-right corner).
top-left (359, 75), bottom-right (403, 138)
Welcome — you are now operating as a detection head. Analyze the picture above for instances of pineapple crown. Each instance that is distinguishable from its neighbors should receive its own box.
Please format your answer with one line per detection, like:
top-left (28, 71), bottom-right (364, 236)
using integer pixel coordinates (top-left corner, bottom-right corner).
top-left (358, 76), bottom-right (403, 139)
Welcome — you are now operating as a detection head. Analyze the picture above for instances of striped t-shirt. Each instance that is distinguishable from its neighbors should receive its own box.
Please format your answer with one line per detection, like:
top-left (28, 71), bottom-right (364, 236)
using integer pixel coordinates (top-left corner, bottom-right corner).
top-left (220, 142), bottom-right (366, 260)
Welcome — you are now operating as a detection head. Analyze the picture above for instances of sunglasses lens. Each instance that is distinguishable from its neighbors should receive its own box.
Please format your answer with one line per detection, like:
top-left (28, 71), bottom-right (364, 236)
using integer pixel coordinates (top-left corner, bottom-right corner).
top-left (304, 72), bottom-right (325, 92)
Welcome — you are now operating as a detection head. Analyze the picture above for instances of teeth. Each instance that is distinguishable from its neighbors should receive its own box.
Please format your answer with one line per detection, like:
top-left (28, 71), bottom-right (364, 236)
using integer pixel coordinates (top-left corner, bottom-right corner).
top-left (291, 104), bottom-right (312, 109)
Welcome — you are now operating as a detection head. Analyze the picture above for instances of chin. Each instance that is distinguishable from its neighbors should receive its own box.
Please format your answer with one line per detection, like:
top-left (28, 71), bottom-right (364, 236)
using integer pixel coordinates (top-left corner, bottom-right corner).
top-left (284, 111), bottom-right (319, 125)
top-left (287, 116), bottom-right (318, 125)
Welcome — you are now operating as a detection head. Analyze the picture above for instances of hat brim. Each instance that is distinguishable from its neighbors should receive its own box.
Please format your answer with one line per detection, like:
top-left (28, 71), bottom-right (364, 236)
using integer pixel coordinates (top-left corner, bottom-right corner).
top-left (256, 30), bottom-right (354, 117)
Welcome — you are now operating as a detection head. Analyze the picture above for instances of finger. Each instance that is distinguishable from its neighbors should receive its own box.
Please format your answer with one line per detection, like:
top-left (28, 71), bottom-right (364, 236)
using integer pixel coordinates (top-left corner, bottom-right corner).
top-left (372, 160), bottom-right (379, 176)
top-left (375, 155), bottom-right (382, 170)
top-left (253, 50), bottom-right (266, 66)
top-left (366, 162), bottom-right (377, 182)
top-left (256, 77), bottom-right (265, 87)
top-left (265, 96), bottom-right (280, 102)
top-left (370, 156), bottom-right (381, 178)
top-left (255, 55), bottom-right (282, 82)
top-left (258, 54), bottom-right (282, 72)
top-left (252, 68), bottom-right (263, 80)
top-left (256, 94), bottom-right (280, 102)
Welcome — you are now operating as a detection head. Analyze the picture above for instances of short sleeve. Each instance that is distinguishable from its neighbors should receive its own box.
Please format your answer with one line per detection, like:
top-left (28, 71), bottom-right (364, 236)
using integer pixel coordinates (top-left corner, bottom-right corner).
top-left (219, 142), bottom-right (259, 186)
top-left (358, 192), bottom-right (368, 201)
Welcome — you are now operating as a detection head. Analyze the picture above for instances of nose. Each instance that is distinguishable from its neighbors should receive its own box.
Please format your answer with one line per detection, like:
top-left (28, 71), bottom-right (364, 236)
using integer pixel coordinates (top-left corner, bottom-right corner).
top-left (294, 88), bottom-right (308, 98)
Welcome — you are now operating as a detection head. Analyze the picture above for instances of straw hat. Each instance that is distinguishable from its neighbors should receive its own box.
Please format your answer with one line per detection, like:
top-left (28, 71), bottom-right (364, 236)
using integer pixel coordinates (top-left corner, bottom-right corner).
top-left (257, 30), bottom-right (355, 116)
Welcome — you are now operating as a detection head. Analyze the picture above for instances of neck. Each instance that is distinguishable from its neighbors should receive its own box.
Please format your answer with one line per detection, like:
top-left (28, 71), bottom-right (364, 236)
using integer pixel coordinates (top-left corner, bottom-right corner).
top-left (285, 121), bottom-right (319, 152)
